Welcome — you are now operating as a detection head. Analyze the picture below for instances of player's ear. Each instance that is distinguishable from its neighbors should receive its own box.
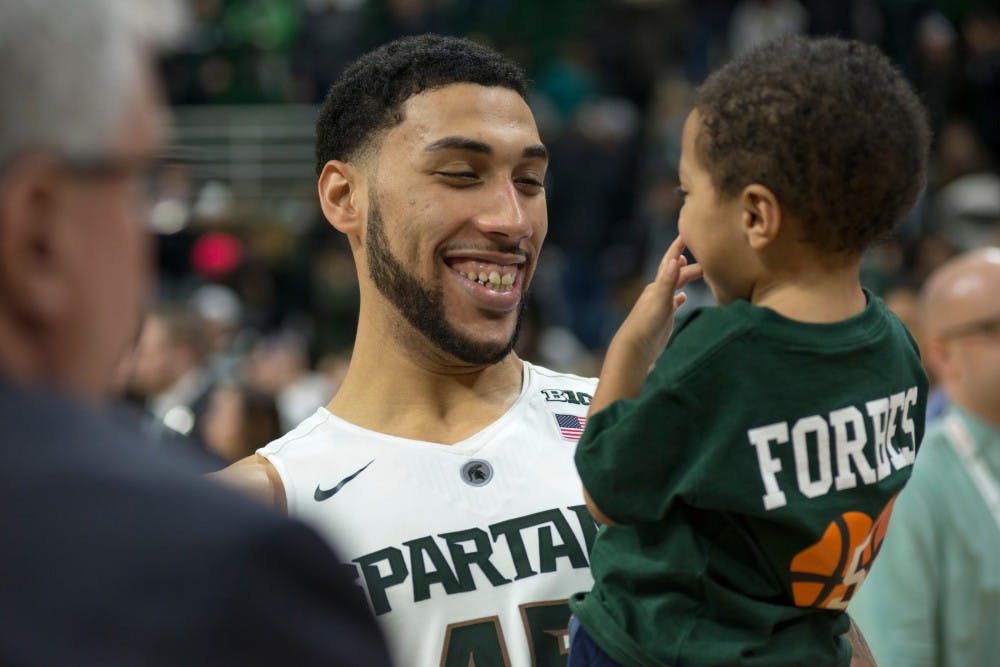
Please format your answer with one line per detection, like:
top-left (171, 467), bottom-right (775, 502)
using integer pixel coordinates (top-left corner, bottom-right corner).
top-left (740, 184), bottom-right (781, 250)
top-left (0, 155), bottom-right (74, 325)
top-left (318, 159), bottom-right (366, 235)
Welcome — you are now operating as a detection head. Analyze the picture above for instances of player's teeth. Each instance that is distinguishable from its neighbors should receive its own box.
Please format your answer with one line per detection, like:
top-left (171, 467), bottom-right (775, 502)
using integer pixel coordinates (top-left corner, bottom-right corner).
top-left (459, 267), bottom-right (515, 290)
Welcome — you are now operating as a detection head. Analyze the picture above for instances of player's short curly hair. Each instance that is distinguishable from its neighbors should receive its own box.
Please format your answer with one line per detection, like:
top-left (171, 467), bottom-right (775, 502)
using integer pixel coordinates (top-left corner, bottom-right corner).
top-left (694, 35), bottom-right (930, 255)
top-left (315, 34), bottom-right (528, 175)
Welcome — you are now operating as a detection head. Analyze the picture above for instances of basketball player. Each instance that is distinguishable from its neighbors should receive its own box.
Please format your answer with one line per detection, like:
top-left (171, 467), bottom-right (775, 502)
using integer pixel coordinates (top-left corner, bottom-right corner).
top-left (215, 35), bottom-right (679, 666)
top-left (568, 36), bottom-right (930, 666)
top-left (0, 1), bottom-right (391, 664)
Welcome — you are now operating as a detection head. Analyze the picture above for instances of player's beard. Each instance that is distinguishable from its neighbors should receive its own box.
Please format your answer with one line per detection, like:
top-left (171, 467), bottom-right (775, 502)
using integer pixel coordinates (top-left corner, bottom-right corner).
top-left (365, 192), bottom-right (526, 366)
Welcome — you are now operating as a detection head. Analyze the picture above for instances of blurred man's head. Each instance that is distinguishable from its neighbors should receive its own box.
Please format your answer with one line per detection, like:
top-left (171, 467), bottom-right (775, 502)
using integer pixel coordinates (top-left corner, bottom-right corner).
top-left (128, 308), bottom-right (210, 399)
top-left (0, 0), bottom-right (184, 400)
top-left (921, 247), bottom-right (1000, 424)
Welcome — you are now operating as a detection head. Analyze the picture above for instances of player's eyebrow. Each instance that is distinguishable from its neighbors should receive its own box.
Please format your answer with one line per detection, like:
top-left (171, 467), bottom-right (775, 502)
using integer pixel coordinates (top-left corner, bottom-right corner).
top-left (424, 136), bottom-right (548, 161)
top-left (424, 136), bottom-right (492, 154)
top-left (522, 144), bottom-right (548, 160)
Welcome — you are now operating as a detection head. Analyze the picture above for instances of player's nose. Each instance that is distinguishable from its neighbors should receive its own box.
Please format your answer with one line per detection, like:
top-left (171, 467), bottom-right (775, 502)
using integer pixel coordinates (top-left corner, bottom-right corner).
top-left (475, 180), bottom-right (535, 243)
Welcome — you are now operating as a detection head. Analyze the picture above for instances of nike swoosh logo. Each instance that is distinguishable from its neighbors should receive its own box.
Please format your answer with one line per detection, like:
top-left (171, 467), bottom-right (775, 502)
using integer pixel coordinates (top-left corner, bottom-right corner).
top-left (314, 459), bottom-right (375, 502)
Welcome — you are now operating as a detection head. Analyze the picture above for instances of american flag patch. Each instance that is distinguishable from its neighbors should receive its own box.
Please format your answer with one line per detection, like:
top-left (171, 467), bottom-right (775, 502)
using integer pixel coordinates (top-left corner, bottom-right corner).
top-left (554, 413), bottom-right (587, 441)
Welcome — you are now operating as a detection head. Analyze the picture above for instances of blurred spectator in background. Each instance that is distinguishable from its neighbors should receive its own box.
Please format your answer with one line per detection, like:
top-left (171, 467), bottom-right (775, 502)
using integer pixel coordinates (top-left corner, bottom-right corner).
top-left (958, 9), bottom-right (1000, 165)
top-left (150, 0), bottom-right (1000, 392)
top-left (164, 0), bottom-right (301, 104)
top-left (546, 94), bottom-right (643, 348)
top-left (190, 282), bottom-right (246, 379)
top-left (851, 247), bottom-right (1000, 667)
top-left (245, 330), bottom-right (333, 430)
top-left (0, 0), bottom-right (392, 663)
top-left (292, 0), bottom-right (368, 101)
top-left (913, 11), bottom-right (961, 131)
top-left (728, 0), bottom-right (807, 56)
top-left (930, 118), bottom-right (1000, 251)
top-left (126, 305), bottom-right (221, 461)
top-left (202, 382), bottom-right (283, 462)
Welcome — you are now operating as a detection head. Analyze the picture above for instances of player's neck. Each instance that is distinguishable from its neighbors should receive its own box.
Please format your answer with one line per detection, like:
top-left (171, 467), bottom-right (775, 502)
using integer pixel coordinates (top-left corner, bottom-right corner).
top-left (328, 326), bottom-right (525, 444)
top-left (751, 256), bottom-right (865, 323)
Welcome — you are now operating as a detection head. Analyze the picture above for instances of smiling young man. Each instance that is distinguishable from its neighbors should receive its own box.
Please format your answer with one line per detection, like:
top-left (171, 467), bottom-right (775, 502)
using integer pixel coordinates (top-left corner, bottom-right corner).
top-left (218, 35), bottom-right (597, 666)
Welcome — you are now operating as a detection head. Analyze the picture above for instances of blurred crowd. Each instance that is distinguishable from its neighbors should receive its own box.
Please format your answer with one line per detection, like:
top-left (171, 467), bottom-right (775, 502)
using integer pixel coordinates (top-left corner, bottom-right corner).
top-left (123, 0), bottom-right (1000, 466)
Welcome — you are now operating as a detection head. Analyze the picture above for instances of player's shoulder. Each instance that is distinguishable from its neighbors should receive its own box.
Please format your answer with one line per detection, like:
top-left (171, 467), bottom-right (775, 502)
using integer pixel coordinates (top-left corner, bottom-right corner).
top-left (211, 453), bottom-right (287, 512)
top-left (257, 406), bottom-right (337, 456)
top-left (520, 362), bottom-right (596, 420)
top-left (522, 360), bottom-right (598, 393)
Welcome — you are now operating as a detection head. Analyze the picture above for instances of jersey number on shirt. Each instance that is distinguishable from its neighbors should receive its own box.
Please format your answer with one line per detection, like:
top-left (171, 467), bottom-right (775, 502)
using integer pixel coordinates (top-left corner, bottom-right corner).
top-left (441, 600), bottom-right (571, 666)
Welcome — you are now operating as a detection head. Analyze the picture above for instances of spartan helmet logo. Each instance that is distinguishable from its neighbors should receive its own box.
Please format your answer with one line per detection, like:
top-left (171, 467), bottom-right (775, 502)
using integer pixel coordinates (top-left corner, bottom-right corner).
top-left (461, 460), bottom-right (494, 487)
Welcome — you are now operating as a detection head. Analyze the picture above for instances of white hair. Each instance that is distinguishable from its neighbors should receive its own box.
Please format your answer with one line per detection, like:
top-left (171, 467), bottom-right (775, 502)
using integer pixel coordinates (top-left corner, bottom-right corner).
top-left (0, 0), bottom-right (186, 165)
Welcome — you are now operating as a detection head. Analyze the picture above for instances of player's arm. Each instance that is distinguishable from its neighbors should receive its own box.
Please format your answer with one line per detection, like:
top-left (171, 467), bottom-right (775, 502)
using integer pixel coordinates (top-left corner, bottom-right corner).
top-left (210, 454), bottom-right (287, 513)
top-left (847, 616), bottom-right (877, 667)
top-left (583, 487), bottom-right (618, 526)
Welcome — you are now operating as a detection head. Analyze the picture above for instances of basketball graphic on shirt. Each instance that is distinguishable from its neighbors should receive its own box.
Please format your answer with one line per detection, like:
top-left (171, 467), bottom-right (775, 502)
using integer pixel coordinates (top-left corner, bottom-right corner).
top-left (789, 495), bottom-right (898, 610)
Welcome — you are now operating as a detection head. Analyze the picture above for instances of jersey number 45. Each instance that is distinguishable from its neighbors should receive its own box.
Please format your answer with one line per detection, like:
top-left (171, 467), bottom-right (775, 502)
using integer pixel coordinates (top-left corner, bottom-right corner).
top-left (442, 600), bottom-right (571, 666)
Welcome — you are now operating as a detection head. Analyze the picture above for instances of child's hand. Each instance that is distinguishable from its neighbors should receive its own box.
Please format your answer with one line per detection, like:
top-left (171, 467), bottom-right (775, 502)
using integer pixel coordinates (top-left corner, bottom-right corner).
top-left (589, 236), bottom-right (702, 415)
top-left (614, 235), bottom-right (702, 371)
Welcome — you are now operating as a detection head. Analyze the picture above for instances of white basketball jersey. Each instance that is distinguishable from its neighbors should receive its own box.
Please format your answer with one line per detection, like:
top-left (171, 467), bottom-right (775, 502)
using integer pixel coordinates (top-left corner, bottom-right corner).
top-left (259, 362), bottom-right (597, 667)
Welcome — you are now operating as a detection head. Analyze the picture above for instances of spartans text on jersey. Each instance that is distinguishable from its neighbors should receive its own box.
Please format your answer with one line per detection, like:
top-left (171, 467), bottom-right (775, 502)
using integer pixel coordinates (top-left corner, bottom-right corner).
top-left (350, 505), bottom-right (597, 616)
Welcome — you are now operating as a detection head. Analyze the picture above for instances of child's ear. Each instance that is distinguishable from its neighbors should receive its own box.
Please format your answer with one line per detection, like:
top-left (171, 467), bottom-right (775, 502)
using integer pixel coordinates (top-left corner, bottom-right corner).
top-left (318, 160), bottom-right (367, 235)
top-left (740, 184), bottom-right (781, 250)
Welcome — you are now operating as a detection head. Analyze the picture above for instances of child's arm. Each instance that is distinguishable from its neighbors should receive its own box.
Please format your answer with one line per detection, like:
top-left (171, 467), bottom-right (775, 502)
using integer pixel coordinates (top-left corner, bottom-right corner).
top-left (583, 236), bottom-right (702, 524)
top-left (589, 235), bottom-right (702, 414)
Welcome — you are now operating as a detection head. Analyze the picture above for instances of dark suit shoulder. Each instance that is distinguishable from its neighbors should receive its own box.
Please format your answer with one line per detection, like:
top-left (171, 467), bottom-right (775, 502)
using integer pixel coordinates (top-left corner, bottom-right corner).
top-left (0, 383), bottom-right (392, 666)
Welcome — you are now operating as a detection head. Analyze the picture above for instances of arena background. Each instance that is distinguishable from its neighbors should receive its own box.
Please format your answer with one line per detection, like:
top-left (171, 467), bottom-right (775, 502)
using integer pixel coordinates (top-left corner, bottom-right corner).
top-left (128, 0), bottom-right (999, 464)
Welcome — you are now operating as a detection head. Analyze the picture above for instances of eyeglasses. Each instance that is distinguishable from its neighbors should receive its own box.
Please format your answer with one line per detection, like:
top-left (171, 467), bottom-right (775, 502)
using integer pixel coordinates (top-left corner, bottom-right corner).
top-left (940, 314), bottom-right (1000, 341)
top-left (59, 150), bottom-right (191, 203)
